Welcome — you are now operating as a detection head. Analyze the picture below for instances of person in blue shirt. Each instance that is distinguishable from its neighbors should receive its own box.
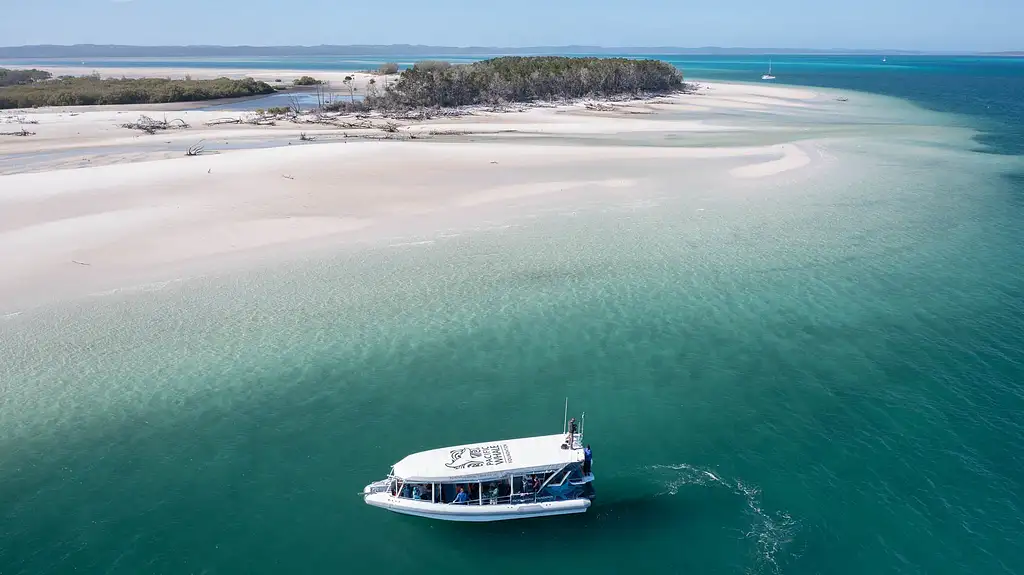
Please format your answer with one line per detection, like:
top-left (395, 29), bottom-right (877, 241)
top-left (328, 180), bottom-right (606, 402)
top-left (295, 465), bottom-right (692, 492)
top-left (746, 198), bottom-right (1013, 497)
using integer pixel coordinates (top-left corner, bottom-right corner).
top-left (452, 486), bottom-right (469, 504)
top-left (583, 444), bottom-right (593, 475)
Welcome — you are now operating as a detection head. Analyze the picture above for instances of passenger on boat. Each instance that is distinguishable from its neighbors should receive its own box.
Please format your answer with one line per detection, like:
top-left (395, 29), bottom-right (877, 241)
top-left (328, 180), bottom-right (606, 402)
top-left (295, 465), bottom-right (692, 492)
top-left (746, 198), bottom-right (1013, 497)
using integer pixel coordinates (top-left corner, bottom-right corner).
top-left (566, 418), bottom-right (577, 445)
top-left (584, 445), bottom-right (593, 474)
top-left (411, 485), bottom-right (422, 500)
top-left (452, 486), bottom-right (468, 505)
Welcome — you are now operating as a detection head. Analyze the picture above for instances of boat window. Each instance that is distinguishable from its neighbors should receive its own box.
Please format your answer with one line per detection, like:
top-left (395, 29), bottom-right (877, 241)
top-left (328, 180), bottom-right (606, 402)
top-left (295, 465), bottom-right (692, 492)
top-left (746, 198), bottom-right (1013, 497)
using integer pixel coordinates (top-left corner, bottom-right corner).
top-left (412, 475), bottom-right (589, 506)
top-left (440, 483), bottom-right (456, 503)
top-left (396, 482), bottom-right (432, 501)
top-left (514, 474), bottom-right (538, 493)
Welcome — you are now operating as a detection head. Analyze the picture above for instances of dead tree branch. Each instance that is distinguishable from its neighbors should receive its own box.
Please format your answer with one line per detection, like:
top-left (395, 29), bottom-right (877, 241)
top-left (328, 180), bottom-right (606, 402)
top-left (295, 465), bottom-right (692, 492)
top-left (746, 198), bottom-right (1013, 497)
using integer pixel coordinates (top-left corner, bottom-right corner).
top-left (204, 115), bottom-right (276, 127)
top-left (185, 141), bottom-right (205, 156)
top-left (121, 115), bottom-right (190, 134)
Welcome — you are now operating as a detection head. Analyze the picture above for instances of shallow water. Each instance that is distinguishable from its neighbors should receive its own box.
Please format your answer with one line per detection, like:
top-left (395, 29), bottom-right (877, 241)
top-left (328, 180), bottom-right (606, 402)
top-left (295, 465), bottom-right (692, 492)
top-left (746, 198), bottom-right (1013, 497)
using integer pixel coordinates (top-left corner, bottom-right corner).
top-left (2, 59), bottom-right (1024, 575)
top-left (196, 90), bottom-right (364, 112)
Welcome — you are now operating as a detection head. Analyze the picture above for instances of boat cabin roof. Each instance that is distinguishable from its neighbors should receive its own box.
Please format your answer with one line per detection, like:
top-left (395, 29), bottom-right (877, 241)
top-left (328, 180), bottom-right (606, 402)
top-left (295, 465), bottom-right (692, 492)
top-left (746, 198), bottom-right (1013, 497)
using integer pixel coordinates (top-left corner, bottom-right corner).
top-left (392, 433), bottom-right (583, 482)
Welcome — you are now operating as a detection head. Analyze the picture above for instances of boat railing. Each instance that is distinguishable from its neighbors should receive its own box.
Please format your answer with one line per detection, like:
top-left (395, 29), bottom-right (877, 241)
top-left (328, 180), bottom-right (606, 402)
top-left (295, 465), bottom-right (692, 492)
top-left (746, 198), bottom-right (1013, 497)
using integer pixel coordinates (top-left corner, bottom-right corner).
top-left (449, 493), bottom-right (560, 506)
top-left (570, 432), bottom-right (583, 450)
top-left (393, 489), bottom-right (586, 506)
top-left (364, 478), bottom-right (392, 496)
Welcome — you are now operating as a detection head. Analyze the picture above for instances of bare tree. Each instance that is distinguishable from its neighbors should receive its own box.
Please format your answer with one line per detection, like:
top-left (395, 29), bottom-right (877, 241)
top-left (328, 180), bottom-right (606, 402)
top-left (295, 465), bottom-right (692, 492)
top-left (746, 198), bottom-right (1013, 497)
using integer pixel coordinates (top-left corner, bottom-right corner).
top-left (343, 76), bottom-right (356, 102)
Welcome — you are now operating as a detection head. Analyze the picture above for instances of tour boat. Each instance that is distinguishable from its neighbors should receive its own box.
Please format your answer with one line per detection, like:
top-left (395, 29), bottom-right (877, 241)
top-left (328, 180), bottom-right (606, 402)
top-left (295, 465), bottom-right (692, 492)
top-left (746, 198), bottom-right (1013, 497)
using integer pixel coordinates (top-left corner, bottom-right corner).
top-left (362, 410), bottom-right (595, 522)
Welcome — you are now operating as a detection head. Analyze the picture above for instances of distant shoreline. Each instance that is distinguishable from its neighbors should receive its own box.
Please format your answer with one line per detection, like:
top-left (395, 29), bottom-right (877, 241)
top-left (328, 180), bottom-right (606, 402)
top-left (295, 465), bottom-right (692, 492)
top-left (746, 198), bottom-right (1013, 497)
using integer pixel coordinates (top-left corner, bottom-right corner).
top-left (0, 45), bottom-right (1014, 59)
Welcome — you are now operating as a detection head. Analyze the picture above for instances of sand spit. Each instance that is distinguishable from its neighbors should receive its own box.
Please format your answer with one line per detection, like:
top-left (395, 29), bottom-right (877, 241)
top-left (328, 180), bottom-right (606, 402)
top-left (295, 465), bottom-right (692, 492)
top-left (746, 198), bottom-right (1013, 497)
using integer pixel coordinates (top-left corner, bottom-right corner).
top-left (4, 65), bottom-right (392, 93)
top-left (0, 80), bottom-right (852, 313)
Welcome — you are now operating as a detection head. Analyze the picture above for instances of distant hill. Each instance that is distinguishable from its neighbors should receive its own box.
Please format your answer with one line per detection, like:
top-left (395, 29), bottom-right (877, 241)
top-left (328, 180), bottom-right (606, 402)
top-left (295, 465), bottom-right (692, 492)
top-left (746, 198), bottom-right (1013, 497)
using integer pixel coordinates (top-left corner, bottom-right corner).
top-left (0, 44), bottom-right (938, 59)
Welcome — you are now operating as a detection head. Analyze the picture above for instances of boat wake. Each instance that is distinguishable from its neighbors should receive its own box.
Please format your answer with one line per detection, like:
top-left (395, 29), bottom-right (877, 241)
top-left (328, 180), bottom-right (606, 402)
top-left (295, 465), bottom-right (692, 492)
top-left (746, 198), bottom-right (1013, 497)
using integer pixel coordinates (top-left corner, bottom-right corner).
top-left (647, 463), bottom-right (799, 575)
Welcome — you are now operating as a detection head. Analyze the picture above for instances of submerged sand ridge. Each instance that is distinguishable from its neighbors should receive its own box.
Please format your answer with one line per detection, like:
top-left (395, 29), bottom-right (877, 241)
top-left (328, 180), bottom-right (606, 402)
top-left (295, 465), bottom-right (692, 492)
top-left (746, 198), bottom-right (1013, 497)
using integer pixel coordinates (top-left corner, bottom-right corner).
top-left (0, 81), bottom-right (926, 314)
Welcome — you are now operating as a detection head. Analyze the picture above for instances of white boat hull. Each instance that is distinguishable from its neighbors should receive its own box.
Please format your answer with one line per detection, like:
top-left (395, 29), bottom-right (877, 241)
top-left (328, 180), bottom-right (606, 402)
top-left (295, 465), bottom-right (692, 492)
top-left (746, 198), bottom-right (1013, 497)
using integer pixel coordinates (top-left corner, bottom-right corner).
top-left (363, 492), bottom-right (591, 522)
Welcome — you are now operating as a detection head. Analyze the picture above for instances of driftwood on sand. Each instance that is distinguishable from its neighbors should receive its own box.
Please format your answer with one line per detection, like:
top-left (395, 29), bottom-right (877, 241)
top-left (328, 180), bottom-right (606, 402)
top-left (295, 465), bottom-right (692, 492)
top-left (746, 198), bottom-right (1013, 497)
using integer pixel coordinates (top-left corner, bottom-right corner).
top-left (120, 115), bottom-right (190, 134)
top-left (185, 141), bottom-right (205, 156)
top-left (205, 115), bottom-right (277, 127)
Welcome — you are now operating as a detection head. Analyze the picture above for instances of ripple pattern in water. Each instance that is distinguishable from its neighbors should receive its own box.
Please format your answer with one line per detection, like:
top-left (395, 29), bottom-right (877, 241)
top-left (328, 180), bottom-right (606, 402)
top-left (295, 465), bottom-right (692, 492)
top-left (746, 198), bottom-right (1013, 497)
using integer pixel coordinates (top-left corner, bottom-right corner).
top-left (2, 97), bottom-right (1024, 575)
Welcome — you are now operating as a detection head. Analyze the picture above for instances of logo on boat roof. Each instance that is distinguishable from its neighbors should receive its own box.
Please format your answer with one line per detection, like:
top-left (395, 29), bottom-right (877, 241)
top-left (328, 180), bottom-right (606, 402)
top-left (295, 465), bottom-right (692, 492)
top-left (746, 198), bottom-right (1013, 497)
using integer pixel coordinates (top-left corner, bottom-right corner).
top-left (445, 444), bottom-right (512, 469)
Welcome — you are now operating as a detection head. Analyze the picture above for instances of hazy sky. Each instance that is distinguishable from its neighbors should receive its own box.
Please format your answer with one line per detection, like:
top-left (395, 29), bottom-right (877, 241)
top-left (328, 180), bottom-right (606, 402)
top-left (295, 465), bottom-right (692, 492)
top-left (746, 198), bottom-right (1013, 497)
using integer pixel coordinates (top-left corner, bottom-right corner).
top-left (2, 0), bottom-right (1020, 52)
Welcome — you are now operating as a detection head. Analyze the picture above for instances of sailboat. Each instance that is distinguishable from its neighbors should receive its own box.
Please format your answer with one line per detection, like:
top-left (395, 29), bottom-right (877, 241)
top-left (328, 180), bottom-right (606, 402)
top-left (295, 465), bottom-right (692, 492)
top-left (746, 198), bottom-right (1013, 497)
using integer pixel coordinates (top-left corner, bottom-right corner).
top-left (761, 58), bottom-right (776, 81)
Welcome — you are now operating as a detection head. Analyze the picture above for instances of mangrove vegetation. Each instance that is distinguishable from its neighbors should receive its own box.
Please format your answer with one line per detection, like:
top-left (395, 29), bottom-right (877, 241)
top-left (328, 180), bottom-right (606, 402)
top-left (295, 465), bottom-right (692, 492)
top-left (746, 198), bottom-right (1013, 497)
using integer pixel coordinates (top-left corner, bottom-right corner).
top-left (0, 72), bottom-right (275, 109)
top-left (0, 68), bottom-right (53, 87)
top-left (1, 57), bottom-right (685, 112)
top-left (327, 56), bottom-right (686, 112)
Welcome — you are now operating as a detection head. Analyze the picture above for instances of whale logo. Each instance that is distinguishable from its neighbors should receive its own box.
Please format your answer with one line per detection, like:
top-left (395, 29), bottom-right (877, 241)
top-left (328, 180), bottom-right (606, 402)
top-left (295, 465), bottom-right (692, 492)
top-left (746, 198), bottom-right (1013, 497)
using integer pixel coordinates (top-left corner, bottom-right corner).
top-left (445, 447), bottom-right (488, 469)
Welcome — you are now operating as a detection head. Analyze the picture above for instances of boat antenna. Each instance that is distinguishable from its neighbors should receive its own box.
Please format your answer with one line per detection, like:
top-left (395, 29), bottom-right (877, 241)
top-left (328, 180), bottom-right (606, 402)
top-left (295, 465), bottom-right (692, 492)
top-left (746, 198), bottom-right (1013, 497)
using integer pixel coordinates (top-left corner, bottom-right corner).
top-left (563, 397), bottom-right (568, 434)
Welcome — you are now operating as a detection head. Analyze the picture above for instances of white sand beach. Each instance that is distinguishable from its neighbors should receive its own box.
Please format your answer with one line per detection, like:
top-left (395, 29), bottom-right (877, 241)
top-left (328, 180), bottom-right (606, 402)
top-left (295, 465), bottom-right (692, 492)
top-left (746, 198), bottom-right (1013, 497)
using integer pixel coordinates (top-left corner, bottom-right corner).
top-left (0, 77), bottom-right (861, 313)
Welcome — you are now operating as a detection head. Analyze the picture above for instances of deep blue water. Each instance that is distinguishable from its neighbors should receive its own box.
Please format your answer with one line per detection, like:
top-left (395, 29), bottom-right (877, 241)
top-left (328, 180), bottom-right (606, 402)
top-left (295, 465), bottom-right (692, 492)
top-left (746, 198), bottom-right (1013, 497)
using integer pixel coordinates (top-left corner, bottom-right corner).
top-left (657, 55), bottom-right (1024, 156)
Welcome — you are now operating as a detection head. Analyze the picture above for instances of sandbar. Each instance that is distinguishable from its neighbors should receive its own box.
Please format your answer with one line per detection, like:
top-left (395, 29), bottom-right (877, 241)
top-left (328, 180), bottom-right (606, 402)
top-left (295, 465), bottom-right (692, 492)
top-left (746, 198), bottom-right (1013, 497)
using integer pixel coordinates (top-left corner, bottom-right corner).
top-left (0, 75), bottom-right (852, 314)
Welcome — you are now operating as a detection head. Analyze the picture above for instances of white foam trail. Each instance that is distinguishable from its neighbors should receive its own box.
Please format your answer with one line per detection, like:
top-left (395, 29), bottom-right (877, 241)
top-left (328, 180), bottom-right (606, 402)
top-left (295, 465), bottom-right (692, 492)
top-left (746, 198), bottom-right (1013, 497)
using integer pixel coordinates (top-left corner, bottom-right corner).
top-left (647, 463), bottom-right (798, 575)
top-left (388, 240), bottom-right (435, 248)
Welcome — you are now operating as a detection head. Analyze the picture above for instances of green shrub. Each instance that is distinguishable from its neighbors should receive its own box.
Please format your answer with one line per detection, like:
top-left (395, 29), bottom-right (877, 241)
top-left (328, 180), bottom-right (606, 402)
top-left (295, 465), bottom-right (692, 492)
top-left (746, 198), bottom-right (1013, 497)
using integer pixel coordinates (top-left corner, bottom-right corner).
top-left (292, 76), bottom-right (322, 86)
top-left (378, 62), bottom-right (400, 75)
top-left (0, 74), bottom-right (275, 109)
top-left (412, 60), bottom-right (451, 72)
top-left (376, 56), bottom-right (684, 109)
top-left (0, 68), bottom-right (52, 87)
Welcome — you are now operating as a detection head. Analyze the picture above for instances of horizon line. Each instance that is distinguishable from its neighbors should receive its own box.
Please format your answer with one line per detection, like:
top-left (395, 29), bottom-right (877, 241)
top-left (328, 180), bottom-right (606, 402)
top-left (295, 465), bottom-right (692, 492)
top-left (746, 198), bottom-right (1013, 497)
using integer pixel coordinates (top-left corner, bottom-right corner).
top-left (0, 43), bottom-right (1020, 56)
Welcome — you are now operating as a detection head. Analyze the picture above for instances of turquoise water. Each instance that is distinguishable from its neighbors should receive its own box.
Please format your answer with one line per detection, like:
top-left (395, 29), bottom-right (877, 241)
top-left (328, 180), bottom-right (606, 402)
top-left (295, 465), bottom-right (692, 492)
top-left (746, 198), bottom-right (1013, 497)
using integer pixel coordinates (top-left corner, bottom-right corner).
top-left (2, 56), bottom-right (1024, 574)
